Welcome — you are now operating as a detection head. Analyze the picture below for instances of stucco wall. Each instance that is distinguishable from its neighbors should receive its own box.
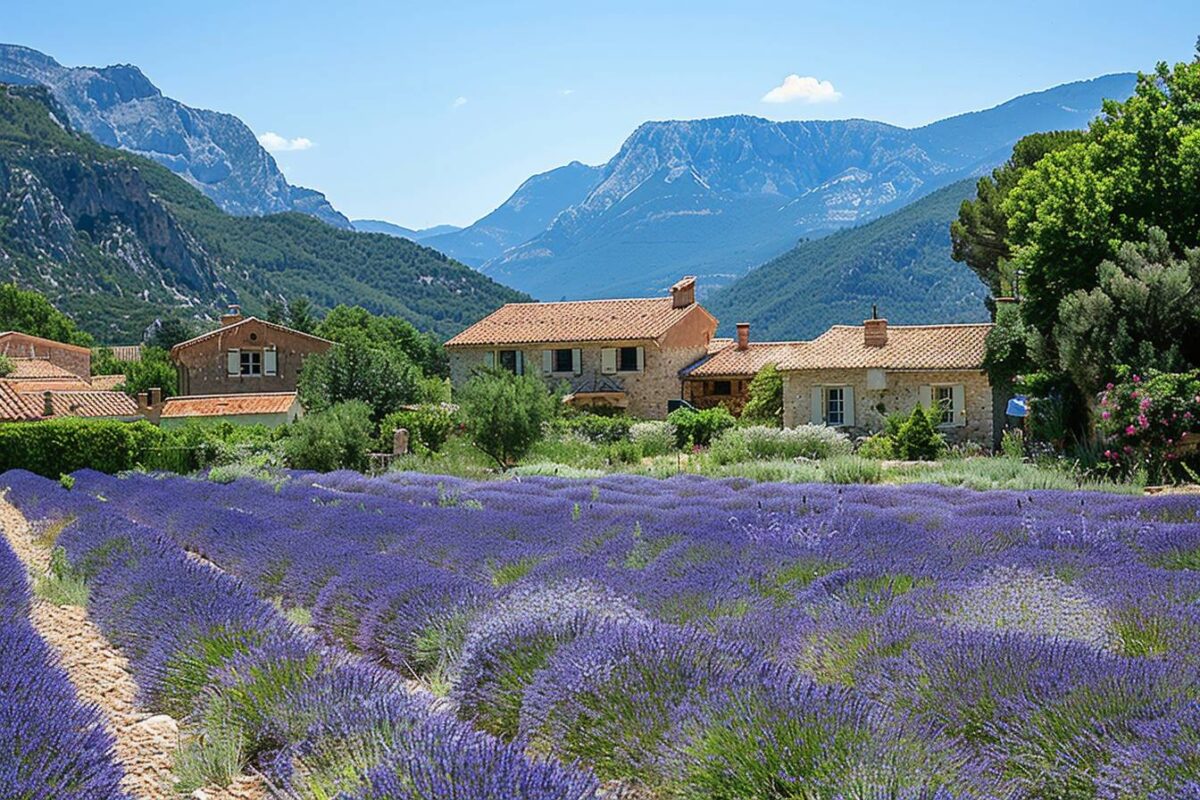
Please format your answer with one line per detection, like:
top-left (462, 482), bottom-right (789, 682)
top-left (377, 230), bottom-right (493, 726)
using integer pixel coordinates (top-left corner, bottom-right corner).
top-left (782, 368), bottom-right (993, 446)
top-left (173, 321), bottom-right (332, 396)
top-left (449, 341), bottom-right (707, 419)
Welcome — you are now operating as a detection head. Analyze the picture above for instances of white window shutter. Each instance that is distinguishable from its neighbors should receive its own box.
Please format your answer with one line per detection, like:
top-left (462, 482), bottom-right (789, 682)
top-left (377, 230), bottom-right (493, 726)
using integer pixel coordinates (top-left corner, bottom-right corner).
top-left (952, 384), bottom-right (966, 426)
top-left (572, 348), bottom-right (582, 375)
top-left (918, 384), bottom-right (932, 409)
top-left (542, 350), bottom-right (553, 375)
top-left (515, 351), bottom-right (525, 375)
top-left (264, 348), bottom-right (278, 376)
top-left (810, 386), bottom-right (824, 425)
top-left (844, 386), bottom-right (856, 427)
top-left (227, 349), bottom-right (240, 376)
top-left (601, 348), bottom-right (617, 374)
top-left (484, 351), bottom-right (495, 369)
top-left (636, 346), bottom-right (645, 372)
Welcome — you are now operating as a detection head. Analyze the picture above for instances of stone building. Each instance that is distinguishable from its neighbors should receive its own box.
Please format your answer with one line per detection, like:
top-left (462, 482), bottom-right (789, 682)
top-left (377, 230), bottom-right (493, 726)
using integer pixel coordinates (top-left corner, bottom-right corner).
top-left (155, 392), bottom-right (302, 429)
top-left (777, 318), bottom-right (994, 446)
top-left (169, 306), bottom-right (333, 397)
top-left (444, 277), bottom-right (717, 419)
top-left (0, 331), bottom-right (91, 378)
top-left (681, 323), bottom-right (802, 414)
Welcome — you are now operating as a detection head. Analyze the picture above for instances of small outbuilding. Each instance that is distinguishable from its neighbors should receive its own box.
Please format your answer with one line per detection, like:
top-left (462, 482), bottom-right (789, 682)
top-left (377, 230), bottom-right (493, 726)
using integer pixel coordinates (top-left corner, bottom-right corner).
top-left (156, 392), bottom-right (302, 429)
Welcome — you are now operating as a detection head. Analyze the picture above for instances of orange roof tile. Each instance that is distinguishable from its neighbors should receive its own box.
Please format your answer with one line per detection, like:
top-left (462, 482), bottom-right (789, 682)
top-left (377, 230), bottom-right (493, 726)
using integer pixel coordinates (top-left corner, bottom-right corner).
top-left (0, 382), bottom-right (40, 421)
top-left (0, 331), bottom-right (91, 354)
top-left (776, 323), bottom-right (992, 371)
top-left (171, 318), bottom-right (332, 355)
top-left (41, 390), bottom-right (138, 419)
top-left (684, 341), bottom-right (806, 378)
top-left (4, 358), bottom-right (80, 380)
top-left (160, 392), bottom-right (299, 419)
top-left (6, 379), bottom-right (96, 394)
top-left (445, 297), bottom-right (711, 347)
top-left (89, 374), bottom-right (127, 391)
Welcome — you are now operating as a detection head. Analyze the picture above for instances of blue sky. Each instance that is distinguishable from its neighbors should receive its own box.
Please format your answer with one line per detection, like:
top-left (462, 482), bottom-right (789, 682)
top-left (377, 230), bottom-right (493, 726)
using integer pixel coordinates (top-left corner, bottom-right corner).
top-left (5, 1), bottom-right (1198, 228)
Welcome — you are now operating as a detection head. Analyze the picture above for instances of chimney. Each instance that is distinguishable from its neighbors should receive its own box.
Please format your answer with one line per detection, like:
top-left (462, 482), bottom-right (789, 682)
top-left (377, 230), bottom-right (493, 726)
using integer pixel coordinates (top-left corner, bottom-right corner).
top-left (864, 306), bottom-right (888, 347)
top-left (137, 387), bottom-right (163, 424)
top-left (670, 276), bottom-right (696, 309)
top-left (736, 322), bottom-right (750, 351)
top-left (42, 391), bottom-right (53, 418)
top-left (220, 304), bottom-right (244, 327)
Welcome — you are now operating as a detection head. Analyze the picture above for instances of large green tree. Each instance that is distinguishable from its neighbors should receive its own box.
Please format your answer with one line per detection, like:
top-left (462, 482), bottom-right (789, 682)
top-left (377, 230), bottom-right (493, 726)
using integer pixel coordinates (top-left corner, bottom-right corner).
top-left (0, 283), bottom-right (93, 346)
top-left (298, 338), bottom-right (421, 424)
top-left (459, 368), bottom-right (555, 469)
top-left (315, 304), bottom-right (447, 378)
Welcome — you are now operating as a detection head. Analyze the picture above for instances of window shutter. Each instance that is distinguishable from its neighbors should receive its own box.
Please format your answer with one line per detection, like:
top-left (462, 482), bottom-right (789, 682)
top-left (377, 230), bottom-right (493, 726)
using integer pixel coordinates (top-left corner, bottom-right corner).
top-left (952, 384), bottom-right (966, 426)
top-left (542, 350), bottom-right (553, 375)
top-left (810, 386), bottom-right (824, 425)
top-left (264, 348), bottom-right (278, 376)
top-left (227, 349), bottom-right (240, 376)
top-left (484, 351), bottom-right (495, 370)
top-left (601, 348), bottom-right (617, 374)
top-left (635, 346), bottom-right (645, 372)
top-left (844, 386), bottom-right (856, 427)
top-left (918, 384), bottom-right (932, 409)
top-left (515, 351), bottom-right (525, 375)
top-left (572, 349), bottom-right (582, 375)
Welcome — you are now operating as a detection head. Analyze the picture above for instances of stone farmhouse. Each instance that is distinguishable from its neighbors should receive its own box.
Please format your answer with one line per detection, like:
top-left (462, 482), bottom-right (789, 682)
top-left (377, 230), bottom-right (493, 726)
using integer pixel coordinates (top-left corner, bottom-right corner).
top-left (450, 280), bottom-right (998, 446)
top-left (445, 277), bottom-right (718, 419)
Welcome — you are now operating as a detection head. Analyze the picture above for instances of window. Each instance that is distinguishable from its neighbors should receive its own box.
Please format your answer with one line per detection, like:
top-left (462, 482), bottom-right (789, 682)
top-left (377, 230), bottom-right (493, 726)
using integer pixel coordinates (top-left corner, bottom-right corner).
top-left (826, 386), bottom-right (845, 426)
top-left (498, 349), bottom-right (523, 375)
top-left (935, 385), bottom-right (954, 425)
top-left (553, 348), bottom-right (574, 373)
top-left (240, 350), bottom-right (262, 376)
top-left (711, 380), bottom-right (732, 396)
top-left (618, 346), bottom-right (640, 372)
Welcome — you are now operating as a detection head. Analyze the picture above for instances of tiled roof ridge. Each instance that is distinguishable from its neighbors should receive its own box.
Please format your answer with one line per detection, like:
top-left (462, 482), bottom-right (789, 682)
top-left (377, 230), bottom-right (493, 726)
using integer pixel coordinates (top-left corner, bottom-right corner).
top-left (170, 317), bottom-right (334, 353)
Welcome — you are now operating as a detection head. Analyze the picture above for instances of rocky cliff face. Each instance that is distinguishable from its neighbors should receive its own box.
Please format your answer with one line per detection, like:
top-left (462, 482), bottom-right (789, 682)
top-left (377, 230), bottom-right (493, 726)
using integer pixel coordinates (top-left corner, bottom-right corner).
top-left (0, 43), bottom-right (351, 229)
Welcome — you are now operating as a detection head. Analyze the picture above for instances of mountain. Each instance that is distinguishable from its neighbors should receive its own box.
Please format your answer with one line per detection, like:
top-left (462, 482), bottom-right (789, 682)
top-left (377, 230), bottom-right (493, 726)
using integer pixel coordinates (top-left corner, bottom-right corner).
top-left (704, 179), bottom-right (988, 340)
top-left (0, 43), bottom-right (352, 230)
top-left (479, 73), bottom-right (1136, 301)
top-left (424, 161), bottom-right (603, 266)
top-left (0, 85), bottom-right (526, 341)
top-left (351, 220), bottom-right (462, 241)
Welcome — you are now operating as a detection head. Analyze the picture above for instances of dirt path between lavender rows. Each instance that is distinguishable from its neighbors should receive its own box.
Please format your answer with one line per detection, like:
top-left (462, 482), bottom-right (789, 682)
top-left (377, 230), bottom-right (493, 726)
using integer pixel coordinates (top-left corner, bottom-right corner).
top-left (0, 494), bottom-right (267, 800)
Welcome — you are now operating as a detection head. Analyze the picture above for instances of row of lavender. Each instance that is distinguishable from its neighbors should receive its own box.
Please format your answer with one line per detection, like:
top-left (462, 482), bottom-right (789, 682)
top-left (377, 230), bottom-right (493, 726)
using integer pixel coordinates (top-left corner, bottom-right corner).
top-left (1, 470), bottom-right (601, 800)
top-left (11, 468), bottom-right (1200, 797)
top-left (0, 522), bottom-right (128, 797)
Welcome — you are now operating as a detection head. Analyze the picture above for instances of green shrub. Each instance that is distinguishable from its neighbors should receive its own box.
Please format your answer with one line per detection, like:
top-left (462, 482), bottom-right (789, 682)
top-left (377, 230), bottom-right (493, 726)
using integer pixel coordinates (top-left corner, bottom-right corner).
top-left (630, 421), bottom-right (676, 456)
top-left (0, 418), bottom-right (164, 477)
top-left (823, 455), bottom-right (883, 485)
top-left (893, 405), bottom-right (948, 461)
top-left (856, 433), bottom-right (896, 460)
top-left (378, 404), bottom-right (456, 454)
top-left (121, 346), bottom-right (178, 398)
top-left (1099, 370), bottom-right (1200, 481)
top-left (555, 413), bottom-right (633, 444)
top-left (740, 364), bottom-right (784, 426)
top-left (710, 425), bottom-right (852, 464)
top-left (283, 401), bottom-right (375, 472)
top-left (459, 369), bottom-right (556, 469)
top-left (669, 406), bottom-right (736, 448)
top-left (1000, 428), bottom-right (1025, 460)
top-left (0, 353), bottom-right (12, 377)
top-left (34, 546), bottom-right (89, 606)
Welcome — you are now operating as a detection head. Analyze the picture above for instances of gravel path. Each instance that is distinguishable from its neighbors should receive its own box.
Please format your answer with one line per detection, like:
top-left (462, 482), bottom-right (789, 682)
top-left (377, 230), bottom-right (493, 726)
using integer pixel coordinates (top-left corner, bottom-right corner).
top-left (0, 493), bottom-right (267, 800)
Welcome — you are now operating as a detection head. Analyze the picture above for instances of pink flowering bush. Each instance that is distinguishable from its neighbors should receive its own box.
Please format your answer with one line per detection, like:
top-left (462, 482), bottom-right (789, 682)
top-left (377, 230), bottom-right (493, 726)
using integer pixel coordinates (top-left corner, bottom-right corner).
top-left (1098, 370), bottom-right (1200, 480)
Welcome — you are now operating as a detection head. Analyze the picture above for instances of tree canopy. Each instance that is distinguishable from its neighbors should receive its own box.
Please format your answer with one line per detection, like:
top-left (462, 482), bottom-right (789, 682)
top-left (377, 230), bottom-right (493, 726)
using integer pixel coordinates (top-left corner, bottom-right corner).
top-left (0, 282), bottom-right (93, 346)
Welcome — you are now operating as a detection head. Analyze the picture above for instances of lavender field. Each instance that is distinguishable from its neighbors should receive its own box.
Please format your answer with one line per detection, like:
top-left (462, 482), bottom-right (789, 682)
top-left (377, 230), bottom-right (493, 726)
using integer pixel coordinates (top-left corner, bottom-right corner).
top-left (5, 468), bottom-right (1200, 799)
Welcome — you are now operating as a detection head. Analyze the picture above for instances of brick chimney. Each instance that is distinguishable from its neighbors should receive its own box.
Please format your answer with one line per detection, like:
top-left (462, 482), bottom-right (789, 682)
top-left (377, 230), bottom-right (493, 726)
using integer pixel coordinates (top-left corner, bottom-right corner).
top-left (736, 322), bottom-right (750, 351)
top-left (864, 306), bottom-right (888, 347)
top-left (42, 390), bottom-right (54, 418)
top-left (137, 387), bottom-right (163, 424)
top-left (220, 304), bottom-right (244, 327)
top-left (670, 276), bottom-right (696, 309)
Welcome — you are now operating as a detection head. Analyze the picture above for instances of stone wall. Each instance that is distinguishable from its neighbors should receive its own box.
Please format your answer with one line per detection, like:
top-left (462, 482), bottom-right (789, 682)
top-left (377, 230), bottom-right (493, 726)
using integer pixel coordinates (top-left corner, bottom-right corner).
top-left (173, 321), bottom-right (332, 396)
top-left (0, 333), bottom-right (90, 378)
top-left (782, 368), bottom-right (993, 446)
top-left (449, 341), bottom-right (708, 419)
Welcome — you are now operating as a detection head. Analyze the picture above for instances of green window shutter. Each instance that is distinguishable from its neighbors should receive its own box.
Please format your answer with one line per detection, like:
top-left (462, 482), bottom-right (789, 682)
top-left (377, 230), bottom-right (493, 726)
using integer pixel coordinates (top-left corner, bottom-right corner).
top-left (810, 385), bottom-right (824, 425)
top-left (601, 348), bottom-right (617, 374)
top-left (952, 384), bottom-right (966, 426)
top-left (572, 349), bottom-right (582, 375)
top-left (542, 350), bottom-right (553, 375)
top-left (843, 385), bottom-right (856, 427)
top-left (227, 349), bottom-right (240, 376)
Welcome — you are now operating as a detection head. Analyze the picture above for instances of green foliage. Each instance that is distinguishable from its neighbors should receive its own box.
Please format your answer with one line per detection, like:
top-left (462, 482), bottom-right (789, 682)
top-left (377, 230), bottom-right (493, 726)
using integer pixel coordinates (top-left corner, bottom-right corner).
top-left (823, 455), bottom-right (884, 485)
top-left (856, 433), bottom-right (896, 460)
top-left (668, 406), bottom-right (736, 448)
top-left (58, 473), bottom-right (75, 490)
top-left (1000, 429), bottom-right (1026, 460)
top-left (629, 421), bottom-right (676, 457)
top-left (283, 401), bottom-right (375, 473)
top-left (553, 412), bottom-right (633, 444)
top-left (740, 364), bottom-right (784, 426)
top-left (158, 625), bottom-right (263, 718)
top-left (89, 347), bottom-right (125, 377)
top-left (0, 353), bottom-right (12, 377)
top-left (709, 424), bottom-right (852, 464)
top-left (286, 296), bottom-right (316, 334)
top-left (146, 317), bottom-right (195, 350)
top-left (378, 404), bottom-right (456, 454)
top-left (459, 369), bottom-right (556, 469)
top-left (1098, 370), bottom-right (1200, 482)
top-left (0, 418), bottom-right (164, 476)
top-left (119, 345), bottom-right (178, 398)
top-left (984, 299), bottom-right (1034, 389)
top-left (489, 557), bottom-right (539, 588)
top-left (315, 304), bottom-right (448, 378)
top-left (0, 281), bottom-right (93, 346)
top-left (298, 339), bottom-right (420, 424)
top-left (34, 546), bottom-right (89, 607)
top-left (172, 695), bottom-right (247, 793)
top-left (893, 405), bottom-right (948, 461)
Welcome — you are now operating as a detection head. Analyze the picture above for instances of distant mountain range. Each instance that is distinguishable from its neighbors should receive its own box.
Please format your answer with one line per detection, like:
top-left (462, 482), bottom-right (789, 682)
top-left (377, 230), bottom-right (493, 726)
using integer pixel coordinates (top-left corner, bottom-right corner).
top-left (351, 220), bottom-right (462, 241)
top-left (470, 74), bottom-right (1135, 302)
top-left (0, 43), bottom-right (352, 229)
top-left (705, 179), bottom-right (988, 340)
top-left (0, 85), bottom-right (525, 341)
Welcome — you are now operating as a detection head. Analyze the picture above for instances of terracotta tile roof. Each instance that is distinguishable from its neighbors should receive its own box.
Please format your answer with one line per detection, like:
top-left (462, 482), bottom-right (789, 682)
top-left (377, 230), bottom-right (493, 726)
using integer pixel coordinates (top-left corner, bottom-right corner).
top-left (445, 297), bottom-right (709, 347)
top-left (4, 358), bottom-right (79, 380)
top-left (108, 345), bottom-right (142, 362)
top-left (706, 337), bottom-right (734, 355)
top-left (684, 341), bottom-right (805, 378)
top-left (6, 379), bottom-right (96, 394)
top-left (0, 331), bottom-right (91, 354)
top-left (160, 392), bottom-right (299, 419)
top-left (89, 374), bottom-right (126, 391)
top-left (776, 323), bottom-right (992, 371)
top-left (40, 391), bottom-right (139, 419)
top-left (171, 318), bottom-right (332, 355)
top-left (0, 382), bottom-right (40, 421)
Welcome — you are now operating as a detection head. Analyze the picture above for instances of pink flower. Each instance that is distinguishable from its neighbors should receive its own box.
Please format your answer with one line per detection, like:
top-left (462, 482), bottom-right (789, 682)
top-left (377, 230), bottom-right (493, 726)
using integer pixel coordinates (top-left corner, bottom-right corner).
top-left (1140, 397), bottom-right (1151, 411)
top-left (1183, 432), bottom-right (1190, 439)
top-left (1126, 425), bottom-right (1137, 436)
top-left (1101, 411), bottom-right (1111, 419)
top-left (1106, 382), bottom-right (1115, 390)
top-left (1138, 415), bottom-right (1149, 429)
top-left (1133, 374), bottom-right (1142, 383)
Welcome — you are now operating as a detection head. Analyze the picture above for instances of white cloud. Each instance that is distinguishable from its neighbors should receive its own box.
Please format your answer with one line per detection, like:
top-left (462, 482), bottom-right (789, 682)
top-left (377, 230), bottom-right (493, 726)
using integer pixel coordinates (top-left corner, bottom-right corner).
top-left (559, 88), bottom-right (575, 96)
top-left (761, 74), bottom-right (841, 104)
top-left (452, 96), bottom-right (468, 109)
top-left (257, 131), bottom-right (315, 152)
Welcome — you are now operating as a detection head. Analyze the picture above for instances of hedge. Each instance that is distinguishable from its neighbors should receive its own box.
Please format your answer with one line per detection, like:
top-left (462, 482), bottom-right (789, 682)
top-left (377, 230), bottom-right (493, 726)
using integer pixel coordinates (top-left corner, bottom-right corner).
top-left (0, 419), bottom-right (164, 477)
